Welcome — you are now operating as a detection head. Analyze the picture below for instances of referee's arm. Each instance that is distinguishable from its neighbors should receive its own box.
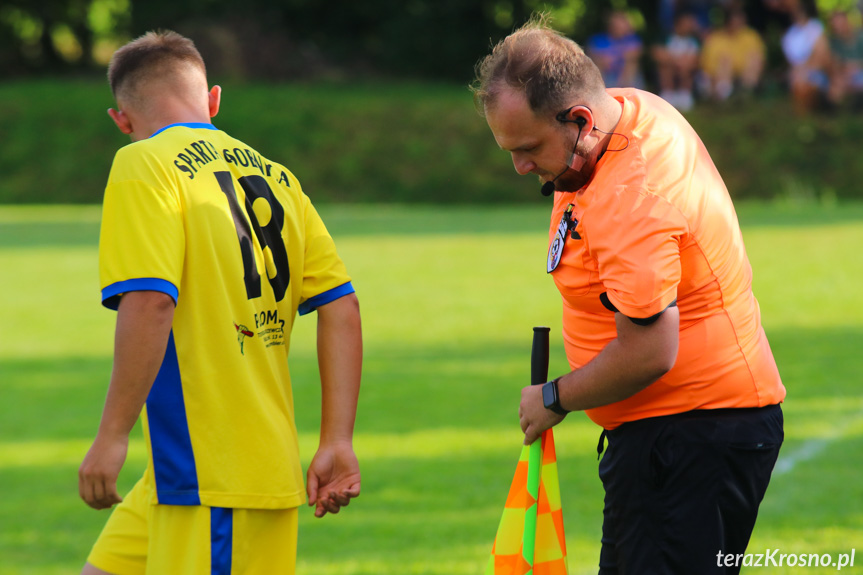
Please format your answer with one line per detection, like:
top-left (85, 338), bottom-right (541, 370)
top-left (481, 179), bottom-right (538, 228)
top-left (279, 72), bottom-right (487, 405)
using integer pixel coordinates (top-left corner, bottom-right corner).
top-left (520, 306), bottom-right (679, 444)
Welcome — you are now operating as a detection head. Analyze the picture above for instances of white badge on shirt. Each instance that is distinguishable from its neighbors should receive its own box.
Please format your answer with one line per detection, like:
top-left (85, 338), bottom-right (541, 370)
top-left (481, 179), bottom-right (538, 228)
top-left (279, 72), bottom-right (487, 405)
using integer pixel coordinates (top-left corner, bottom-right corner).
top-left (547, 215), bottom-right (569, 273)
top-left (548, 204), bottom-right (579, 273)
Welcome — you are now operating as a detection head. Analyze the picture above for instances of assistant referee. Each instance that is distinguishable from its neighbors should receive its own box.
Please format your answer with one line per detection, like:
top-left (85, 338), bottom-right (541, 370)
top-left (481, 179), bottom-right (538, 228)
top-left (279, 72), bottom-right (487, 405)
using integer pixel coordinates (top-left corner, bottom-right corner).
top-left (473, 15), bottom-right (785, 574)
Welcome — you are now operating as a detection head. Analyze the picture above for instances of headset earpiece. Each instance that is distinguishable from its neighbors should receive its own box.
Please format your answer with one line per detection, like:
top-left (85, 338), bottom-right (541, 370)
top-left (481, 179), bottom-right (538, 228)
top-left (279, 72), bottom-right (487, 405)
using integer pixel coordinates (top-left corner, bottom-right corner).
top-left (555, 109), bottom-right (587, 129)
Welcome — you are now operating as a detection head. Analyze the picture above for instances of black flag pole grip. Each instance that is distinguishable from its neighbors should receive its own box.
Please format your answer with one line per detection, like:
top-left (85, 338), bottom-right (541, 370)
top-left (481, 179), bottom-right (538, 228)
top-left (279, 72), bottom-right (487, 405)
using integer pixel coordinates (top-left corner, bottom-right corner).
top-left (531, 327), bottom-right (551, 386)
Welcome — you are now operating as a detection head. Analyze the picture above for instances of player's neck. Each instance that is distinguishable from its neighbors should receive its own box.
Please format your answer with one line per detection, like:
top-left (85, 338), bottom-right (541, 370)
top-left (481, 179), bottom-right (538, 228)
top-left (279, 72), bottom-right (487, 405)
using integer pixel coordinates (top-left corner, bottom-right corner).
top-left (137, 107), bottom-right (212, 140)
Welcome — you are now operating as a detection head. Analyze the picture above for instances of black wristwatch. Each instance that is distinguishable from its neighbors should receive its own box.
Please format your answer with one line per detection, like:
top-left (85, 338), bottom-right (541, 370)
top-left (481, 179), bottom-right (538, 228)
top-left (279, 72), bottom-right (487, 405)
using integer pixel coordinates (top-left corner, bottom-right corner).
top-left (542, 377), bottom-right (569, 416)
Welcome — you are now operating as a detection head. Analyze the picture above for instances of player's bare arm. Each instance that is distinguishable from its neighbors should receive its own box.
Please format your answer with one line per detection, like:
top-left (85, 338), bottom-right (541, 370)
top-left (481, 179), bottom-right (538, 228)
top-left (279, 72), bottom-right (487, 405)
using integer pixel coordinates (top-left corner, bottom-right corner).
top-left (520, 306), bottom-right (679, 444)
top-left (78, 290), bottom-right (175, 510)
top-left (307, 292), bottom-right (362, 518)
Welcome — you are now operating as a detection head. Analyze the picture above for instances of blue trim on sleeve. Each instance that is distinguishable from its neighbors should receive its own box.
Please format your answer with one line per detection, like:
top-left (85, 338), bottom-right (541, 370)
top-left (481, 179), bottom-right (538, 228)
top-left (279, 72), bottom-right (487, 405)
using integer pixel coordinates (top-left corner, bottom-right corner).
top-left (147, 331), bottom-right (201, 505)
top-left (150, 122), bottom-right (218, 138)
top-left (210, 508), bottom-right (234, 575)
top-left (101, 278), bottom-right (179, 310)
top-left (298, 282), bottom-right (355, 316)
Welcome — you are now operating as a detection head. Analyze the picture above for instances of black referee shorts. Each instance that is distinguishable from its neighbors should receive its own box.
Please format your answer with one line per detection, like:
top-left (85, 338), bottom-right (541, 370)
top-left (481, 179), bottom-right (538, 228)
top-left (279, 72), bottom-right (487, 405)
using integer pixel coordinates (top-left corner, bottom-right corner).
top-left (597, 404), bottom-right (784, 575)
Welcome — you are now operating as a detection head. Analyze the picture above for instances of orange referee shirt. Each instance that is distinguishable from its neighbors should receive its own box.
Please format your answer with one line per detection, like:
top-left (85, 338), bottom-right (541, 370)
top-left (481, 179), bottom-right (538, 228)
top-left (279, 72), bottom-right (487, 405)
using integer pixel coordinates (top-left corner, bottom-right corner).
top-left (549, 88), bottom-right (785, 430)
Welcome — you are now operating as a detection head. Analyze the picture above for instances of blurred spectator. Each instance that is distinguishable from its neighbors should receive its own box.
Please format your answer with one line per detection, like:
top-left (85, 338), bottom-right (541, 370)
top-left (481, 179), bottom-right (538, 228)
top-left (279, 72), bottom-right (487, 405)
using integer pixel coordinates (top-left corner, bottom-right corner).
top-left (658, 0), bottom-right (716, 37)
top-left (824, 9), bottom-right (863, 110)
top-left (653, 11), bottom-right (703, 111)
top-left (701, 6), bottom-right (767, 101)
top-left (779, 0), bottom-right (830, 114)
top-left (587, 10), bottom-right (645, 88)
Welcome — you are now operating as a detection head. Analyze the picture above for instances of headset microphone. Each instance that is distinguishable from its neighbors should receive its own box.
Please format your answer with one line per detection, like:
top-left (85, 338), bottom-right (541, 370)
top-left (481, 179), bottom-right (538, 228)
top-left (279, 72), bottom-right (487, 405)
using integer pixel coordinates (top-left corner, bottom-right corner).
top-left (540, 114), bottom-right (586, 197)
top-left (539, 109), bottom-right (629, 197)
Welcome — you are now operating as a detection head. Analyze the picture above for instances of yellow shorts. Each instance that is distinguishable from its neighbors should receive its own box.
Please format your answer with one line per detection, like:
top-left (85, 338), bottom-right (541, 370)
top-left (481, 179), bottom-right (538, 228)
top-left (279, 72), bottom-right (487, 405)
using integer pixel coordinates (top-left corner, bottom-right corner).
top-left (87, 477), bottom-right (298, 575)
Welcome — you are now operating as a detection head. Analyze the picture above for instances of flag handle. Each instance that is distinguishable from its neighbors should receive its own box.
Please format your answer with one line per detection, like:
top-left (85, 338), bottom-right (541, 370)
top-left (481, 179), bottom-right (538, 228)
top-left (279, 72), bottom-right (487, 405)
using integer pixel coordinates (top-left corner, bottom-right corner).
top-left (523, 327), bottom-right (551, 573)
top-left (531, 326), bottom-right (551, 386)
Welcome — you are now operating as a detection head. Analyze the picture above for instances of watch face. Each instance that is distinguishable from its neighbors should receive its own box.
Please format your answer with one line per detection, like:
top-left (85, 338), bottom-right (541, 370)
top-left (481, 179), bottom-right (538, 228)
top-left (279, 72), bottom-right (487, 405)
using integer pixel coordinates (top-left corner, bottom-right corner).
top-left (542, 382), bottom-right (556, 408)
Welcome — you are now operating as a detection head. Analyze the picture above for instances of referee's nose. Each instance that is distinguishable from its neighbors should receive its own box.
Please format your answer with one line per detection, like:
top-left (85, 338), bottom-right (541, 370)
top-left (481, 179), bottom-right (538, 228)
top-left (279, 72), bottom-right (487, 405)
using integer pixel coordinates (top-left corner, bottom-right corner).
top-left (511, 152), bottom-right (535, 176)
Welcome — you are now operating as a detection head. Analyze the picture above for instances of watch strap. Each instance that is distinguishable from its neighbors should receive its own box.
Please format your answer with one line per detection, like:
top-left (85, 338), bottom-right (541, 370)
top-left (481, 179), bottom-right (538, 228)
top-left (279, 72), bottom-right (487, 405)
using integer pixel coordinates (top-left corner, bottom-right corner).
top-left (544, 377), bottom-right (569, 415)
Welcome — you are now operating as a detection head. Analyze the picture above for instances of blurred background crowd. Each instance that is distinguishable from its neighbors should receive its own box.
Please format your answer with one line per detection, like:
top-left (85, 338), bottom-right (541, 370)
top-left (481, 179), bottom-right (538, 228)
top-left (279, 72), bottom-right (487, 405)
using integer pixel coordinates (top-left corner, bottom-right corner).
top-left (1, 0), bottom-right (861, 116)
top-left (590, 0), bottom-right (863, 115)
top-left (2, 1), bottom-right (862, 206)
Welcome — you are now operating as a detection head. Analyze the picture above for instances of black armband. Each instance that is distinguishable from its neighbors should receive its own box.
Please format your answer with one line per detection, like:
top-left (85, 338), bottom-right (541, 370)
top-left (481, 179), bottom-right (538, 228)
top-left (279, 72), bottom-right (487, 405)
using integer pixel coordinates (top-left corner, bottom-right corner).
top-left (599, 292), bottom-right (677, 326)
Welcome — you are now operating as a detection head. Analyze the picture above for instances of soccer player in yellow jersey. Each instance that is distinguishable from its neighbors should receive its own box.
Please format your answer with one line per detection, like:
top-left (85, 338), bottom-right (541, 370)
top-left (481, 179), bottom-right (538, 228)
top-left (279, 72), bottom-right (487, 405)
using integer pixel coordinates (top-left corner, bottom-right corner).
top-left (473, 15), bottom-right (785, 574)
top-left (77, 30), bottom-right (362, 575)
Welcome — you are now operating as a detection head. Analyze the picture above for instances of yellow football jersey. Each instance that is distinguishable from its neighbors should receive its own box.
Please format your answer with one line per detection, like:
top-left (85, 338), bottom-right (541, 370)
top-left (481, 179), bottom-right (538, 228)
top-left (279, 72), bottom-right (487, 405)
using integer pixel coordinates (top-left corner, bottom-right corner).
top-left (99, 123), bottom-right (353, 509)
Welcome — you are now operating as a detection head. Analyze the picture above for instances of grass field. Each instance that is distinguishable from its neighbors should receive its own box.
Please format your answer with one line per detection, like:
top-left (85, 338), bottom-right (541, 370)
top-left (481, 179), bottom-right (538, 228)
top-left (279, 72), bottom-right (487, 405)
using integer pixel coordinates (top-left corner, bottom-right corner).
top-left (1, 201), bottom-right (862, 574)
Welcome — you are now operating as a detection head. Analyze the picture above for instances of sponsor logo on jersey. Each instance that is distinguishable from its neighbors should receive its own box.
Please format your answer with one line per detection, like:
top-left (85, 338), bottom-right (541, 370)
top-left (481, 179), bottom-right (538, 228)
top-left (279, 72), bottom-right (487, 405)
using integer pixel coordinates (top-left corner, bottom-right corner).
top-left (234, 323), bottom-right (254, 354)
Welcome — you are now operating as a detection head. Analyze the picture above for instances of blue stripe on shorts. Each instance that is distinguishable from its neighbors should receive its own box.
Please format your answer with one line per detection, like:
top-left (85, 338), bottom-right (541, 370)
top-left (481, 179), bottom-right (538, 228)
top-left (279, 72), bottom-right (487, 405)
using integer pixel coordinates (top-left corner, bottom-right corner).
top-left (211, 507), bottom-right (233, 575)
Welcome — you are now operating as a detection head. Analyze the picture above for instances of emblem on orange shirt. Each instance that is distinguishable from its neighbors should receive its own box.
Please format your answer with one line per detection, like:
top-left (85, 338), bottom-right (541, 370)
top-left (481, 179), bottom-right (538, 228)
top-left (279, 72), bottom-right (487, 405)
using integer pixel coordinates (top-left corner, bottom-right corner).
top-left (547, 204), bottom-right (579, 273)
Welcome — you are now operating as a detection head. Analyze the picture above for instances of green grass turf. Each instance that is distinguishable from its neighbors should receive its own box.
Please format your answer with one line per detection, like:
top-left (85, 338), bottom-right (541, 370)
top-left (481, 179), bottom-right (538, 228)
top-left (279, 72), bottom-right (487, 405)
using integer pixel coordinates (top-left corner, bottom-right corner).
top-left (1, 202), bottom-right (862, 574)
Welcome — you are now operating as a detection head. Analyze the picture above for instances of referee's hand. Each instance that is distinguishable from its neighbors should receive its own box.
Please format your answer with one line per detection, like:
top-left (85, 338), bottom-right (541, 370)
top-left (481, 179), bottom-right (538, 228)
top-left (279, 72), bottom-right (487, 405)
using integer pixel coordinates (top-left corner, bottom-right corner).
top-left (519, 384), bottom-right (565, 445)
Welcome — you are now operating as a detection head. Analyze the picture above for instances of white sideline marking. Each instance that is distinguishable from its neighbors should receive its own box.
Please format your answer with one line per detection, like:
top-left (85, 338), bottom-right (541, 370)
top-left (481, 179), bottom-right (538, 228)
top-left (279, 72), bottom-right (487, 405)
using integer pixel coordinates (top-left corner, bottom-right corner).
top-left (773, 438), bottom-right (830, 475)
top-left (773, 409), bottom-right (863, 476)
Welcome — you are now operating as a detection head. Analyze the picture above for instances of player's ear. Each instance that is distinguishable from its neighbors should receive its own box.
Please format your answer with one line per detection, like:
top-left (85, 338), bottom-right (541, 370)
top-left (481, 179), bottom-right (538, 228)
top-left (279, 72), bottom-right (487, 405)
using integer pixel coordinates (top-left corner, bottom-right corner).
top-left (208, 85), bottom-right (221, 119)
top-left (107, 108), bottom-right (133, 135)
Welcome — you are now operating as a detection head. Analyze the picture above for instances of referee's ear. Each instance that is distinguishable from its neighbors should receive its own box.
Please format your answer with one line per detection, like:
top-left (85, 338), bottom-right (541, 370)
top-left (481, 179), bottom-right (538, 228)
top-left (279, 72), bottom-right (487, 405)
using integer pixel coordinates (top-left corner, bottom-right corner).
top-left (107, 108), bottom-right (133, 135)
top-left (208, 85), bottom-right (221, 119)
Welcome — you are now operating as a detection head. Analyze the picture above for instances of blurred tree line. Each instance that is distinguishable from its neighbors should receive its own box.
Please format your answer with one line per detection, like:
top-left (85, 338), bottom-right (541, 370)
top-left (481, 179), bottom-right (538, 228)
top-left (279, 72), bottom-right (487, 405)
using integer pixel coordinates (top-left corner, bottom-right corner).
top-left (0, 0), bottom-right (666, 82)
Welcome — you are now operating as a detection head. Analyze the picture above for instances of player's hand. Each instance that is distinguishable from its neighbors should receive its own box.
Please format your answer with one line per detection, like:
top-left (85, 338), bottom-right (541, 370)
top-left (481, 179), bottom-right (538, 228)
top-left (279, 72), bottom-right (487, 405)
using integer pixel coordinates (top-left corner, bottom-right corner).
top-left (78, 432), bottom-right (128, 510)
top-left (519, 385), bottom-right (566, 445)
top-left (307, 440), bottom-right (361, 518)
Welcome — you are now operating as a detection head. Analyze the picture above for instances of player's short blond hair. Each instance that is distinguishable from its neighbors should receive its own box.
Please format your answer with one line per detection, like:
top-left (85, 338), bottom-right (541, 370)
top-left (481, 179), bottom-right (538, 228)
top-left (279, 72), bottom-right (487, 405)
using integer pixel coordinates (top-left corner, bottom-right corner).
top-left (108, 30), bottom-right (206, 103)
top-left (472, 14), bottom-right (606, 118)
